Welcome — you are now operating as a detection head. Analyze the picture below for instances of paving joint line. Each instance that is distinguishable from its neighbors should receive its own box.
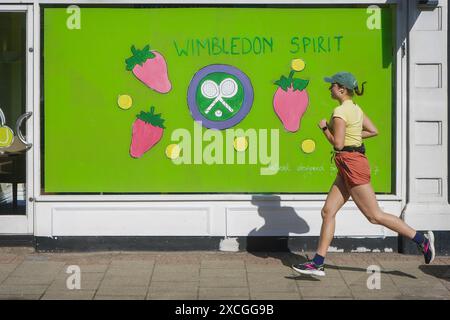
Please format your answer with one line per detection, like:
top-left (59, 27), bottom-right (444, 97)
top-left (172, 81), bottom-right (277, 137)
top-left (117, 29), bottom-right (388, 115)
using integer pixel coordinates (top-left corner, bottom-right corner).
top-left (145, 259), bottom-right (156, 300)
top-left (92, 254), bottom-right (113, 300)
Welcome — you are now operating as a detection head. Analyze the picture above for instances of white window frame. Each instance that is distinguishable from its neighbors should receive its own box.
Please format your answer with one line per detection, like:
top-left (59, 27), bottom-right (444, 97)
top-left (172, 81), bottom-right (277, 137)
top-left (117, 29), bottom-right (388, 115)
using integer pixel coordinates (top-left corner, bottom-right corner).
top-left (32, 0), bottom-right (406, 205)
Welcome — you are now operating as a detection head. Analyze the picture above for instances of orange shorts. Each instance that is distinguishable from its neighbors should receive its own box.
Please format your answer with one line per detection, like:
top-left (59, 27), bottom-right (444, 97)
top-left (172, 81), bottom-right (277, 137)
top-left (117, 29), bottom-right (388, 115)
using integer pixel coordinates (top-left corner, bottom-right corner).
top-left (334, 151), bottom-right (371, 188)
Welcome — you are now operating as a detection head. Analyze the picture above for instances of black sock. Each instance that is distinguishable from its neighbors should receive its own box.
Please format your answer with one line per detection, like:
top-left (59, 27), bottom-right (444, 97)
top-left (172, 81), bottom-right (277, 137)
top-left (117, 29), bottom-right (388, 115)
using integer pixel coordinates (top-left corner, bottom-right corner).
top-left (412, 232), bottom-right (425, 245)
top-left (312, 254), bottom-right (325, 266)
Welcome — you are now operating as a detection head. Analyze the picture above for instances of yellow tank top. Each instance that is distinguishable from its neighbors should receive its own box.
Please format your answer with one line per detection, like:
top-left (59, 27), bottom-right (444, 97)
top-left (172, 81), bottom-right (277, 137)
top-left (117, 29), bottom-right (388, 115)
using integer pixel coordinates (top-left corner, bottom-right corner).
top-left (329, 100), bottom-right (363, 147)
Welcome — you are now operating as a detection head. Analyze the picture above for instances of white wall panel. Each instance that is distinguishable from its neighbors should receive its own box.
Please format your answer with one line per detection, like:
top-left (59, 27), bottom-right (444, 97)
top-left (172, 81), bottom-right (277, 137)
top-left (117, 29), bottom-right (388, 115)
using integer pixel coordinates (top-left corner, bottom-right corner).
top-left (415, 178), bottom-right (442, 197)
top-left (405, 0), bottom-right (450, 228)
top-left (35, 202), bottom-right (225, 237)
top-left (414, 121), bottom-right (441, 145)
top-left (35, 201), bottom-right (402, 238)
top-left (414, 7), bottom-right (442, 31)
top-left (414, 63), bottom-right (442, 88)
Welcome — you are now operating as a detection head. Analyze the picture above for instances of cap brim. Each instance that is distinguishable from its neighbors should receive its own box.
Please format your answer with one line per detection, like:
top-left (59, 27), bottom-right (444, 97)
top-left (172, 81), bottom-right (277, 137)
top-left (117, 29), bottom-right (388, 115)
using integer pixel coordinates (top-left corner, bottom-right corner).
top-left (324, 77), bottom-right (334, 83)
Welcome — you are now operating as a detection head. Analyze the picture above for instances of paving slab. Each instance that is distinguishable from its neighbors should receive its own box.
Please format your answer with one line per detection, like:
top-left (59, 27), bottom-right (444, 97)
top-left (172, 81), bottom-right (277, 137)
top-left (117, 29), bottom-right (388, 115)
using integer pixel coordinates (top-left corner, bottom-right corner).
top-left (0, 254), bottom-right (20, 264)
top-left (0, 294), bottom-right (41, 300)
top-left (96, 285), bottom-right (148, 297)
top-left (41, 290), bottom-right (96, 300)
top-left (100, 275), bottom-right (150, 287)
top-left (201, 260), bottom-right (245, 269)
top-left (397, 286), bottom-right (450, 299)
top-left (248, 278), bottom-right (299, 293)
top-left (149, 281), bottom-right (198, 294)
top-left (94, 295), bottom-right (145, 300)
top-left (46, 277), bottom-right (102, 292)
top-left (198, 287), bottom-right (250, 299)
top-left (147, 292), bottom-right (199, 300)
top-left (351, 287), bottom-right (403, 300)
top-left (250, 292), bottom-right (301, 300)
top-left (0, 248), bottom-right (448, 300)
top-left (0, 284), bottom-right (48, 296)
top-left (439, 279), bottom-right (450, 290)
top-left (153, 264), bottom-right (200, 273)
top-left (104, 268), bottom-right (152, 278)
top-left (245, 264), bottom-right (290, 273)
top-left (1, 275), bottom-right (57, 286)
top-left (299, 285), bottom-right (353, 299)
top-left (0, 264), bottom-right (18, 273)
top-left (54, 271), bottom-right (104, 282)
top-left (296, 277), bottom-right (348, 288)
top-left (58, 264), bottom-right (110, 274)
top-left (10, 262), bottom-right (65, 277)
top-left (200, 277), bottom-right (248, 288)
top-left (151, 270), bottom-right (199, 282)
top-left (390, 276), bottom-right (447, 288)
top-left (200, 268), bottom-right (246, 278)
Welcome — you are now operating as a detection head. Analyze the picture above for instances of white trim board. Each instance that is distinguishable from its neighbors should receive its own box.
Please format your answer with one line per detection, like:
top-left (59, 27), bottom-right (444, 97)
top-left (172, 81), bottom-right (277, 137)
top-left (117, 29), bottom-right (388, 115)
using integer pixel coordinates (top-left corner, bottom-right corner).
top-left (34, 201), bottom-right (401, 237)
top-left (0, 1), bottom-right (399, 5)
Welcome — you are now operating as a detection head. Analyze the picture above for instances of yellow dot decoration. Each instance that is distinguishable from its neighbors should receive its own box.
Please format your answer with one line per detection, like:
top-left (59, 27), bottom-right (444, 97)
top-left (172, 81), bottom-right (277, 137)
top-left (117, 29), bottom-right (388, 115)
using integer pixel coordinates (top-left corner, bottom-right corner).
top-left (118, 94), bottom-right (133, 110)
top-left (234, 136), bottom-right (248, 152)
top-left (291, 58), bottom-right (306, 72)
top-left (301, 139), bottom-right (316, 154)
top-left (165, 144), bottom-right (181, 160)
top-left (0, 126), bottom-right (14, 148)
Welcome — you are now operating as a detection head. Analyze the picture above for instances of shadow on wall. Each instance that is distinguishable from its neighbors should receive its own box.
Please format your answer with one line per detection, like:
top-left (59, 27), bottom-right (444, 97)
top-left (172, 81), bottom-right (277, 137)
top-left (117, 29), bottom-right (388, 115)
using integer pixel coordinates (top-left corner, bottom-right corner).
top-left (246, 195), bottom-right (310, 267)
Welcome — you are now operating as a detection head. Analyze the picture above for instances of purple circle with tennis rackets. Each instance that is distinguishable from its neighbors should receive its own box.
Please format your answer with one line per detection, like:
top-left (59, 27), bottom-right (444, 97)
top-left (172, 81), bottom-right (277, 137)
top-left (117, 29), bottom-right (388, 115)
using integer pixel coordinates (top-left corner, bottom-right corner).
top-left (187, 64), bottom-right (254, 130)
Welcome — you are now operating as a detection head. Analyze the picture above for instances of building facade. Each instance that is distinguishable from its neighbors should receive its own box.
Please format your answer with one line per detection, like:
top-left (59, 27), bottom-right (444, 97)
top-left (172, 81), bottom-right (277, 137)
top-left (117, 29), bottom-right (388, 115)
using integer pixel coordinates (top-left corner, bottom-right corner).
top-left (0, 0), bottom-right (448, 253)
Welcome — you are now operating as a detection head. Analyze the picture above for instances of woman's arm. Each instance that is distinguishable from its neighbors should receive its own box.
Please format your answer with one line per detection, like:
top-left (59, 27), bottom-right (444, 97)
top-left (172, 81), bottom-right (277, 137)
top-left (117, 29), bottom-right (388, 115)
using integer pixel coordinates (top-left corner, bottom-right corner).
top-left (319, 117), bottom-right (345, 150)
top-left (362, 114), bottom-right (378, 139)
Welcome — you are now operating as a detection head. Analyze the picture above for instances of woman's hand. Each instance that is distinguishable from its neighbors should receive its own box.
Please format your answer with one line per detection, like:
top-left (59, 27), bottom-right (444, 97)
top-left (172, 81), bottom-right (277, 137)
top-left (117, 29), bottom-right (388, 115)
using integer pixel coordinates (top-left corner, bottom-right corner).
top-left (318, 119), bottom-right (328, 130)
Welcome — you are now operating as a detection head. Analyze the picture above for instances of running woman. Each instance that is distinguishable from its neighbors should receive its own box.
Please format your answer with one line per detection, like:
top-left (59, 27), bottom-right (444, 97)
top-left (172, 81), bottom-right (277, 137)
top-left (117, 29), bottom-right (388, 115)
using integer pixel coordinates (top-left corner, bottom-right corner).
top-left (292, 72), bottom-right (435, 277)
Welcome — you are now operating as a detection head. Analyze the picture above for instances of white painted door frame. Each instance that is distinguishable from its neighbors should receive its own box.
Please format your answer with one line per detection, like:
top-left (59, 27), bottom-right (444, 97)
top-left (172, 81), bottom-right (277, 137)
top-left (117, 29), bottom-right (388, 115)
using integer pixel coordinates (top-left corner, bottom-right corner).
top-left (0, 4), bottom-right (34, 235)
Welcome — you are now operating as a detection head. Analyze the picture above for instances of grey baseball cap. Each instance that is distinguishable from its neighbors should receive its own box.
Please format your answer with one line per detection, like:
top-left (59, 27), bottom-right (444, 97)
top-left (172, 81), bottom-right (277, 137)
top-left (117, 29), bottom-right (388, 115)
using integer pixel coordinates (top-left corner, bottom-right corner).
top-left (324, 72), bottom-right (358, 90)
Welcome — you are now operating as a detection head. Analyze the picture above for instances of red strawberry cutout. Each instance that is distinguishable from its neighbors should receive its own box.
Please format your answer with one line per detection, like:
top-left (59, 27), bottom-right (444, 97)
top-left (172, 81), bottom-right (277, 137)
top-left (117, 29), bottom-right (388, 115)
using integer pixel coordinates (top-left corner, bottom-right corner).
top-left (125, 45), bottom-right (172, 94)
top-left (130, 106), bottom-right (165, 158)
top-left (273, 60), bottom-right (309, 132)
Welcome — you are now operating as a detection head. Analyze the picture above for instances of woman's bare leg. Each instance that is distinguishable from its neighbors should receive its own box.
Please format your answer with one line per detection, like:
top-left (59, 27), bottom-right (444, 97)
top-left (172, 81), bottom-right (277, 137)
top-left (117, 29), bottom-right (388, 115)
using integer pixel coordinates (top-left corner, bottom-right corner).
top-left (348, 183), bottom-right (416, 239)
top-left (316, 174), bottom-right (351, 257)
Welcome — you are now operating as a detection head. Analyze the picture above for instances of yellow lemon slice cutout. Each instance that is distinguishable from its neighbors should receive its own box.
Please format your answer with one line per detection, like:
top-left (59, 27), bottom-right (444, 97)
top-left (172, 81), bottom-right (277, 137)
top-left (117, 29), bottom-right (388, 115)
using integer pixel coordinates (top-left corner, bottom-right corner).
top-left (234, 136), bottom-right (248, 152)
top-left (291, 59), bottom-right (306, 72)
top-left (165, 144), bottom-right (181, 160)
top-left (301, 139), bottom-right (316, 154)
top-left (0, 126), bottom-right (14, 148)
top-left (118, 94), bottom-right (133, 109)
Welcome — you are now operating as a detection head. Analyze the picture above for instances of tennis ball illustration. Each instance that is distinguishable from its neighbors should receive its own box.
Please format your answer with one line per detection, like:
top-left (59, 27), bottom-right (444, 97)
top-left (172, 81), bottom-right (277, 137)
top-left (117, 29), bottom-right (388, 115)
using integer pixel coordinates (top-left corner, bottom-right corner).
top-left (233, 136), bottom-right (248, 152)
top-left (118, 94), bottom-right (133, 109)
top-left (0, 126), bottom-right (14, 148)
top-left (301, 139), bottom-right (316, 154)
top-left (165, 144), bottom-right (181, 160)
top-left (291, 59), bottom-right (305, 72)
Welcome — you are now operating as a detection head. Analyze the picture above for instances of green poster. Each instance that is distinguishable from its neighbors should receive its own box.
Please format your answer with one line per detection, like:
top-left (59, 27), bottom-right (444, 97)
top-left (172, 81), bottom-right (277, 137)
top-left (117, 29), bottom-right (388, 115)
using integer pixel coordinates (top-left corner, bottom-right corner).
top-left (44, 6), bottom-right (394, 193)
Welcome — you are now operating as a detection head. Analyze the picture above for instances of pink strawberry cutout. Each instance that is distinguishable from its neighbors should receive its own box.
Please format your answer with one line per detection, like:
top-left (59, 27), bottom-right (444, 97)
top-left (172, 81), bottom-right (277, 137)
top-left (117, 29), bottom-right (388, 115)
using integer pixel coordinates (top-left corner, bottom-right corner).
top-left (125, 45), bottom-right (171, 94)
top-left (130, 106), bottom-right (165, 158)
top-left (273, 66), bottom-right (309, 132)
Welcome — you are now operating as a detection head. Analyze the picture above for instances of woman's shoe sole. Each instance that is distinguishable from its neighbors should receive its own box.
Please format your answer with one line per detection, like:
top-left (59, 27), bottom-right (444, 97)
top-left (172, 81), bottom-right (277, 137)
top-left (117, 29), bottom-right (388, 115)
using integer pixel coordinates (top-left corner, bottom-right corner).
top-left (427, 231), bottom-right (435, 264)
top-left (292, 266), bottom-right (326, 277)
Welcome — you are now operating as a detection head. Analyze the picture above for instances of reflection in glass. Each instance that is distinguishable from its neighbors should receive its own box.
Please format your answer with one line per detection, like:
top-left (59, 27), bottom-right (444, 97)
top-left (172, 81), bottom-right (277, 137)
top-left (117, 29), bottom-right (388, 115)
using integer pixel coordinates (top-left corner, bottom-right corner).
top-left (0, 12), bottom-right (27, 215)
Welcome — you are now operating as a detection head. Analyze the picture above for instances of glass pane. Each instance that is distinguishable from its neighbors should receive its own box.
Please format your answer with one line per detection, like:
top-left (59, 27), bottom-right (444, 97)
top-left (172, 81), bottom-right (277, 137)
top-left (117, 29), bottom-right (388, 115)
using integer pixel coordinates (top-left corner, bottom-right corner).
top-left (0, 12), bottom-right (27, 215)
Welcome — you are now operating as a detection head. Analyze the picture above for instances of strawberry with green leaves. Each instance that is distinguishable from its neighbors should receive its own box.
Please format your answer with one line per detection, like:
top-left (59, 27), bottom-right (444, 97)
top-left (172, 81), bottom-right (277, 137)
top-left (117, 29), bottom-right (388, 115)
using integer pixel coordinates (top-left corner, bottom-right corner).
top-left (273, 59), bottom-right (309, 133)
top-left (130, 106), bottom-right (165, 158)
top-left (125, 45), bottom-right (172, 94)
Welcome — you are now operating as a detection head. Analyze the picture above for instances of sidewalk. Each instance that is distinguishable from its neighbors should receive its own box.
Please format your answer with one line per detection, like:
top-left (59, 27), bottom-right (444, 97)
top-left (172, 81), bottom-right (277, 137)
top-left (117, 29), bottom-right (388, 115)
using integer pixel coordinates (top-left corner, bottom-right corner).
top-left (0, 247), bottom-right (448, 300)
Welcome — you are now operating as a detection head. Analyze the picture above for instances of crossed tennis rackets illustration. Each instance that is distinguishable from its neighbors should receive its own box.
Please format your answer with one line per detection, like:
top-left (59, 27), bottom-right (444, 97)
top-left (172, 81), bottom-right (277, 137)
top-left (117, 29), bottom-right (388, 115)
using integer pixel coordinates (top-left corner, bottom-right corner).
top-left (200, 78), bottom-right (238, 117)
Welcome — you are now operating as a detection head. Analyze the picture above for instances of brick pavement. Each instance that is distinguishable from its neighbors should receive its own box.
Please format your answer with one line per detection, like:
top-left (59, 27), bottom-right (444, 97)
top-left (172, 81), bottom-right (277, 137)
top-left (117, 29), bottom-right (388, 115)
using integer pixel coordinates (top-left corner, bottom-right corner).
top-left (0, 247), bottom-right (448, 300)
